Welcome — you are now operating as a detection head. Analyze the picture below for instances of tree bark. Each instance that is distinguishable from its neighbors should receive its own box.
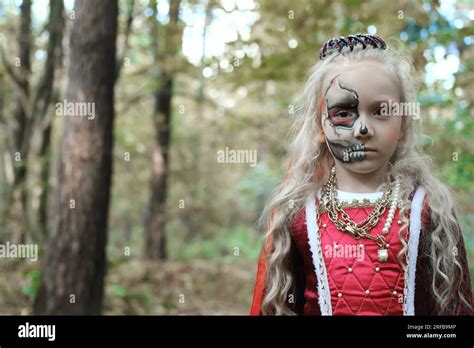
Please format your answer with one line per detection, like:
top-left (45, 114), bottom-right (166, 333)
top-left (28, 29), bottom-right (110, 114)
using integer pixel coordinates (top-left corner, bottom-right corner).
top-left (144, 0), bottom-right (181, 260)
top-left (9, 0), bottom-right (31, 243)
top-left (144, 76), bottom-right (172, 260)
top-left (37, 0), bottom-right (65, 240)
top-left (34, 0), bottom-right (118, 315)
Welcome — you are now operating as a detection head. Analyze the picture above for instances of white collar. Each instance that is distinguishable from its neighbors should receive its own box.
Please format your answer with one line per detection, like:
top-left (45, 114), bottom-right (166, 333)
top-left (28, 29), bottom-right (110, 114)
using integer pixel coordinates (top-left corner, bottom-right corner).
top-left (316, 188), bottom-right (383, 204)
top-left (336, 189), bottom-right (383, 203)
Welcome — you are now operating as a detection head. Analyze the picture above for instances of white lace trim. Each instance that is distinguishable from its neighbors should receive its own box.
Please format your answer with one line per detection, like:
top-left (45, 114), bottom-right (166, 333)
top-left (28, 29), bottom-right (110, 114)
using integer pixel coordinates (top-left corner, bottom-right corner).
top-left (337, 190), bottom-right (383, 203)
top-left (406, 187), bottom-right (426, 315)
top-left (305, 194), bottom-right (332, 315)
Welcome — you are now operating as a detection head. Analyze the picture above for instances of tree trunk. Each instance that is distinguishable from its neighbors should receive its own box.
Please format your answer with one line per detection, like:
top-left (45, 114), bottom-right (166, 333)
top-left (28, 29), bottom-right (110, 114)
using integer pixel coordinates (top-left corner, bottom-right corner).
top-left (143, 0), bottom-right (181, 260)
top-left (144, 76), bottom-right (172, 260)
top-left (37, 0), bottom-right (65, 240)
top-left (10, 0), bottom-right (31, 243)
top-left (0, 69), bottom-right (5, 235)
top-left (33, 0), bottom-right (118, 315)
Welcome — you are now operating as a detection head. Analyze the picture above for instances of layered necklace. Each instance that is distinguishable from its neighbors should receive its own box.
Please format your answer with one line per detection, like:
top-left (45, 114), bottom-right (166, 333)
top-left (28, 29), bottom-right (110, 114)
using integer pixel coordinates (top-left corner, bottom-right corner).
top-left (320, 166), bottom-right (401, 262)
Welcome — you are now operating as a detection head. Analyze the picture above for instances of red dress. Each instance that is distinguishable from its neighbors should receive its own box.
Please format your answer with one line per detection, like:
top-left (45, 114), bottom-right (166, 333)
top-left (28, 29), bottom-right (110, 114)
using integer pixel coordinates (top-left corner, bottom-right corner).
top-left (250, 188), bottom-right (473, 316)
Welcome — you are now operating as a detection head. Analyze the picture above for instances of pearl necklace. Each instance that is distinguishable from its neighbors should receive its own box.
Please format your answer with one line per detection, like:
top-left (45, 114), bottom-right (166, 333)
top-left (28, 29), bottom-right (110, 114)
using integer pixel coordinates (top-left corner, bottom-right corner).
top-left (377, 175), bottom-right (400, 262)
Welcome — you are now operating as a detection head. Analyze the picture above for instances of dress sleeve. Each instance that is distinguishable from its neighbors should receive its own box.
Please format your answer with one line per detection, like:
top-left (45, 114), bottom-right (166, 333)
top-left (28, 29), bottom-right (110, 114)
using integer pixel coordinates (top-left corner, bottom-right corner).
top-left (415, 196), bottom-right (438, 314)
top-left (249, 236), bottom-right (271, 315)
top-left (249, 211), bottom-right (307, 315)
top-left (415, 195), bottom-right (474, 315)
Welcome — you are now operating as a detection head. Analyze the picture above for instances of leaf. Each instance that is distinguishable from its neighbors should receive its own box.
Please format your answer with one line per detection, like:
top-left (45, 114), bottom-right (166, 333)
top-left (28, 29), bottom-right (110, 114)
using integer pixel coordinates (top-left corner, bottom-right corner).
top-left (107, 284), bottom-right (129, 298)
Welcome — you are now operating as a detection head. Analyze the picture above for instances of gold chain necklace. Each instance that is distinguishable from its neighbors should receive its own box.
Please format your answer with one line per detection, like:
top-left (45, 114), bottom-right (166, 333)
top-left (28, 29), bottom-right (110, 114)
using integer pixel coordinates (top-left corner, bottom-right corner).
top-left (320, 167), bottom-right (401, 262)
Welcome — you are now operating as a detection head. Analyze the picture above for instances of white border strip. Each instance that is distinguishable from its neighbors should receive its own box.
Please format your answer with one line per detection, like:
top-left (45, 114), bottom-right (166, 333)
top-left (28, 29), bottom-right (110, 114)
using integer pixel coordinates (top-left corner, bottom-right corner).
top-left (406, 186), bottom-right (426, 315)
top-left (305, 194), bottom-right (332, 315)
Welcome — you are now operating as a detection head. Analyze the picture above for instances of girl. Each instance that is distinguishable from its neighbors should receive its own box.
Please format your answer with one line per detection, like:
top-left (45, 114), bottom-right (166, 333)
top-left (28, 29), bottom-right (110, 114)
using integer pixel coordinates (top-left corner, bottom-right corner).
top-left (250, 34), bottom-right (473, 315)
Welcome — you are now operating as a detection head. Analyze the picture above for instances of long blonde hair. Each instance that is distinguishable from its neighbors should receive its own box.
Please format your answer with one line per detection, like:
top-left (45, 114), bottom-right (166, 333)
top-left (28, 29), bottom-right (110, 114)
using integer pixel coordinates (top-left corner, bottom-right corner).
top-left (257, 38), bottom-right (471, 315)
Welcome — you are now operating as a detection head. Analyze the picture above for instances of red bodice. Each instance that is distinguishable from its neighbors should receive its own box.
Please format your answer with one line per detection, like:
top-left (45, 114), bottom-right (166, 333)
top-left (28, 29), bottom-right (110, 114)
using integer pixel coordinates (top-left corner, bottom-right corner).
top-left (289, 202), bottom-right (407, 315)
top-left (314, 203), bottom-right (406, 315)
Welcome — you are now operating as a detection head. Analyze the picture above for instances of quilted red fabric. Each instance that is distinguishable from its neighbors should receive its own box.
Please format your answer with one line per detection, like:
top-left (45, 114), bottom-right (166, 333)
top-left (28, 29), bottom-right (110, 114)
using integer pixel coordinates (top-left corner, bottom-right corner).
top-left (316, 203), bottom-right (407, 315)
top-left (289, 202), bottom-right (408, 315)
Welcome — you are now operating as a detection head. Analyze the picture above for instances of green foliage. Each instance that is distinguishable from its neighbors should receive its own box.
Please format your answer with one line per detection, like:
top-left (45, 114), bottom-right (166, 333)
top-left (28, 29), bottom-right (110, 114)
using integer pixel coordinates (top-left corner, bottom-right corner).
top-left (108, 284), bottom-right (129, 298)
top-left (106, 284), bottom-right (153, 314)
top-left (238, 162), bottom-right (281, 213)
top-left (21, 269), bottom-right (41, 300)
top-left (107, 225), bottom-right (144, 261)
top-left (171, 226), bottom-right (263, 262)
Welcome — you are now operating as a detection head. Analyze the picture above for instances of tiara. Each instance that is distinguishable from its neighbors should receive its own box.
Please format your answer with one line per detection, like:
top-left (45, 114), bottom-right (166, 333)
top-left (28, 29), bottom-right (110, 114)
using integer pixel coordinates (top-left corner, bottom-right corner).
top-left (319, 34), bottom-right (387, 60)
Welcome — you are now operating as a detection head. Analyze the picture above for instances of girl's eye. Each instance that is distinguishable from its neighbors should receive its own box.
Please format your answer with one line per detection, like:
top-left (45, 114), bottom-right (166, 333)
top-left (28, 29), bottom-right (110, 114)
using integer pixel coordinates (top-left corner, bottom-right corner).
top-left (329, 110), bottom-right (356, 127)
top-left (374, 107), bottom-right (390, 118)
top-left (336, 111), bottom-right (351, 118)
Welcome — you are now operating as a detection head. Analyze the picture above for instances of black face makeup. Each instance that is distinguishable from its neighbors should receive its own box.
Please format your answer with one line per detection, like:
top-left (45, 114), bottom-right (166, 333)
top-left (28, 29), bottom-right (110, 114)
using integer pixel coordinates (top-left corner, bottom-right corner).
top-left (324, 80), bottom-right (360, 130)
top-left (323, 75), bottom-right (367, 163)
top-left (325, 139), bottom-right (366, 163)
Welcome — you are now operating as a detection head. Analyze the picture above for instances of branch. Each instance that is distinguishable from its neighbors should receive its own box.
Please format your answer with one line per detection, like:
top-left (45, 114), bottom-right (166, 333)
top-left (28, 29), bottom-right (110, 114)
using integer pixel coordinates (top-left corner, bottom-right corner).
top-left (0, 47), bottom-right (24, 90)
top-left (116, 0), bottom-right (135, 82)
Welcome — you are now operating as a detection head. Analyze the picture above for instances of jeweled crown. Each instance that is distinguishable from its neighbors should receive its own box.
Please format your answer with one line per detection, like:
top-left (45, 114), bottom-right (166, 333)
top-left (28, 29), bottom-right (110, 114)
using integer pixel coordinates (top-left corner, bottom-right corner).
top-left (319, 34), bottom-right (387, 60)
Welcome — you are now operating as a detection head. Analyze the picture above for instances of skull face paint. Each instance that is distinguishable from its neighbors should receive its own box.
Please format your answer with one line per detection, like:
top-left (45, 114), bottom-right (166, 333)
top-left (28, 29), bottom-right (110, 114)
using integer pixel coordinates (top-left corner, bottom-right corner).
top-left (326, 82), bottom-right (360, 129)
top-left (326, 139), bottom-right (366, 163)
top-left (319, 61), bottom-right (404, 176)
top-left (323, 75), bottom-right (366, 163)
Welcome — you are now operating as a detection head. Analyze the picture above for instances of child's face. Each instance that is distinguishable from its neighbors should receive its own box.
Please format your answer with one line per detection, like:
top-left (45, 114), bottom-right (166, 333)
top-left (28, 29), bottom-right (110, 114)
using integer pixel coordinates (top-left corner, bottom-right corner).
top-left (320, 60), bottom-right (403, 174)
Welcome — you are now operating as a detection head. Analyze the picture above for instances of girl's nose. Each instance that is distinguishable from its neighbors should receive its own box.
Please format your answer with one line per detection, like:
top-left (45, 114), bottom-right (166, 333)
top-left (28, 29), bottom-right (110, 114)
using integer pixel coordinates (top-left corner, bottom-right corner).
top-left (354, 116), bottom-right (374, 139)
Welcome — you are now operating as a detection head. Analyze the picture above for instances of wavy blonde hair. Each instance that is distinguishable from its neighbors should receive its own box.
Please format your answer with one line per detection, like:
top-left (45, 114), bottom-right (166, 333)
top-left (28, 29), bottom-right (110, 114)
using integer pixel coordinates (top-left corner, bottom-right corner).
top-left (257, 38), bottom-right (471, 315)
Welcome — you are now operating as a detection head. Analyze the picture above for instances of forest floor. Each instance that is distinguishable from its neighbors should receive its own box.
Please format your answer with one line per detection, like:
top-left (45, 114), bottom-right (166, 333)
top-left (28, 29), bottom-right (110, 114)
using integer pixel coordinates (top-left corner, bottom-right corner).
top-left (0, 258), bottom-right (256, 315)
